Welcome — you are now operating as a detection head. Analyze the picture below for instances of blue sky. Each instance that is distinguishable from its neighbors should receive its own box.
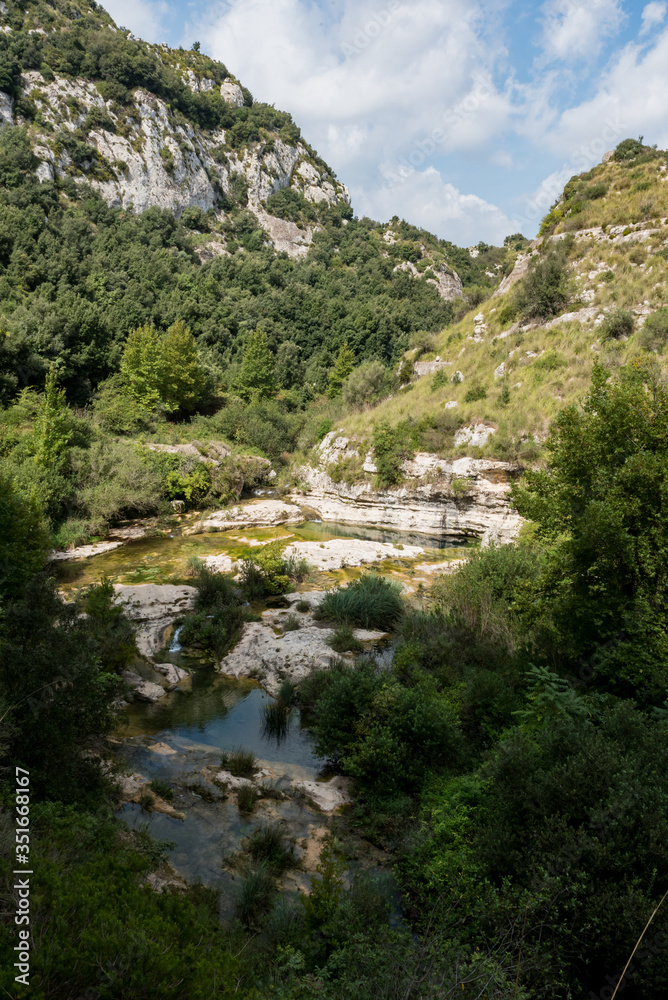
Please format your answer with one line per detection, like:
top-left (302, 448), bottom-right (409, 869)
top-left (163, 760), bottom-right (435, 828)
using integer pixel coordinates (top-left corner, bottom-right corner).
top-left (103, 0), bottom-right (667, 245)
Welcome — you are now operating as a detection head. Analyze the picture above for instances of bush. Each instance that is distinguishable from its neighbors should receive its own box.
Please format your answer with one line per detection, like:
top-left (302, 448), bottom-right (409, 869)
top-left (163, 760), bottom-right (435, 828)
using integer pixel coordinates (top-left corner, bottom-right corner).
top-left (600, 308), bottom-right (634, 340)
top-left (234, 863), bottom-right (277, 926)
top-left (516, 248), bottom-right (569, 319)
top-left (240, 542), bottom-right (309, 598)
top-left (316, 574), bottom-right (404, 631)
top-left (220, 747), bottom-right (257, 777)
top-left (613, 137), bottom-right (646, 161)
top-left (148, 778), bottom-right (174, 802)
top-left (282, 613), bottom-right (301, 632)
top-left (342, 361), bottom-right (387, 409)
top-left (236, 784), bottom-right (257, 813)
top-left (245, 824), bottom-right (296, 875)
top-left (463, 383), bottom-right (487, 403)
top-left (372, 421), bottom-right (408, 489)
top-left (328, 625), bottom-right (363, 654)
top-left (638, 307), bottom-right (668, 352)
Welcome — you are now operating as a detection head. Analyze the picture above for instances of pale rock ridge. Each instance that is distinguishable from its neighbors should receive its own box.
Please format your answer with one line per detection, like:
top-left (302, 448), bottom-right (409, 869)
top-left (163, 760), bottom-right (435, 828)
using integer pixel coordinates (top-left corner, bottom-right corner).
top-left (8, 71), bottom-right (349, 227)
top-left (293, 432), bottom-right (523, 547)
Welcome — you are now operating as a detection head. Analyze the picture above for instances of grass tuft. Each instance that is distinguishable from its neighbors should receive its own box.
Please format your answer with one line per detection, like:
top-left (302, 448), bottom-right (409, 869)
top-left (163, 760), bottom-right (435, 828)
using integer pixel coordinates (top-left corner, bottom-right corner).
top-left (220, 747), bottom-right (257, 778)
top-left (328, 624), bottom-right (363, 654)
top-left (234, 862), bottom-right (277, 926)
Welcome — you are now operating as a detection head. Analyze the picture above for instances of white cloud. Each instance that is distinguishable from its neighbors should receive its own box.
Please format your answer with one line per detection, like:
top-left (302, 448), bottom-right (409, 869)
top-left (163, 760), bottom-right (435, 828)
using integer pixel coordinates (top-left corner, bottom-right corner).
top-left (640, 1), bottom-right (667, 34)
top-left (188, 0), bottom-right (516, 242)
top-left (539, 0), bottom-right (624, 62)
top-left (354, 165), bottom-right (515, 246)
top-left (102, 0), bottom-right (169, 41)
top-left (545, 28), bottom-right (668, 157)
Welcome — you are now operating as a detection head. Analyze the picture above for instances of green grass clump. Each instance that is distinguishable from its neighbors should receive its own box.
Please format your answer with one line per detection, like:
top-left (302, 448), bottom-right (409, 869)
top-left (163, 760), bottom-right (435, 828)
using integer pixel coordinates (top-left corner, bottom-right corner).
top-left (220, 747), bottom-right (257, 778)
top-left (245, 823), bottom-right (297, 875)
top-left (316, 574), bottom-right (403, 631)
top-left (234, 862), bottom-right (277, 926)
top-left (236, 784), bottom-right (258, 813)
top-left (295, 599), bottom-right (311, 612)
top-left (328, 625), bottom-right (363, 654)
top-left (282, 613), bottom-right (301, 632)
top-left (148, 778), bottom-right (173, 802)
top-left (262, 702), bottom-right (291, 741)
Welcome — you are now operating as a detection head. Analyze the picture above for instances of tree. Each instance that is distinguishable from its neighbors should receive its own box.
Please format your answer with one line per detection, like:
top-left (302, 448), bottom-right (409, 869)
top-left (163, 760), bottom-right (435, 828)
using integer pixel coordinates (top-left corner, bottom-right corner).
top-left (327, 342), bottom-right (356, 398)
top-left (119, 322), bottom-right (208, 414)
top-left (0, 475), bottom-right (48, 604)
top-left (119, 324), bottom-right (167, 411)
top-left (32, 367), bottom-right (73, 469)
top-left (275, 340), bottom-right (303, 390)
top-left (236, 329), bottom-right (276, 401)
top-left (511, 360), bottom-right (668, 699)
top-left (159, 321), bottom-right (209, 412)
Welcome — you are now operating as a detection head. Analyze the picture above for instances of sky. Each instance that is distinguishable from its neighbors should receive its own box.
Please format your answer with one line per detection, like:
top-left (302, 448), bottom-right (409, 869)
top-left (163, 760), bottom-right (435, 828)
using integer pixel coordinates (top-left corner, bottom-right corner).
top-left (103, 0), bottom-right (667, 246)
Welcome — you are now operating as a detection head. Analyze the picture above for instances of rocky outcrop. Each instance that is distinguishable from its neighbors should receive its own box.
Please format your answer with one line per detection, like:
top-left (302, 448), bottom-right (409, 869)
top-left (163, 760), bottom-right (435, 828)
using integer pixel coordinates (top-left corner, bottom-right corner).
top-left (12, 70), bottom-right (349, 223)
top-left (293, 432), bottom-right (523, 547)
top-left (219, 592), bottom-right (386, 695)
top-left (189, 499), bottom-right (304, 534)
top-left (114, 584), bottom-right (197, 658)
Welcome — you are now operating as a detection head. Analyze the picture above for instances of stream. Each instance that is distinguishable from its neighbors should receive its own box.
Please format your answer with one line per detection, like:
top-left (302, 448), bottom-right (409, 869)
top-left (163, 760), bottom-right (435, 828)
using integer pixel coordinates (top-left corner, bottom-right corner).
top-left (54, 511), bottom-right (472, 907)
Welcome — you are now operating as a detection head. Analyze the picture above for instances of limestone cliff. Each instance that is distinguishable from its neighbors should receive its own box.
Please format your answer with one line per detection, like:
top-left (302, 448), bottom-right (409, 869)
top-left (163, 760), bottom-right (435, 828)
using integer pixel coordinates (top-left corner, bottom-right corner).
top-left (291, 432), bottom-right (523, 546)
top-left (0, 0), bottom-right (349, 257)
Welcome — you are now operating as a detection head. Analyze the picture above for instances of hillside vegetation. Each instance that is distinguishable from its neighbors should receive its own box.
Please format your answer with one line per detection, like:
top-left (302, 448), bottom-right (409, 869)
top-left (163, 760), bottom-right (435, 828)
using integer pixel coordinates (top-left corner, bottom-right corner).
top-left (333, 139), bottom-right (668, 466)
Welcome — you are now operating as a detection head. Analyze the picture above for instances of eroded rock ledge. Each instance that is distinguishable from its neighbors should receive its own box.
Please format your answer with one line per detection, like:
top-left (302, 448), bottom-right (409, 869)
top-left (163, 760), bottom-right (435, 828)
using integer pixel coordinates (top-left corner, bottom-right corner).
top-left (291, 433), bottom-right (523, 547)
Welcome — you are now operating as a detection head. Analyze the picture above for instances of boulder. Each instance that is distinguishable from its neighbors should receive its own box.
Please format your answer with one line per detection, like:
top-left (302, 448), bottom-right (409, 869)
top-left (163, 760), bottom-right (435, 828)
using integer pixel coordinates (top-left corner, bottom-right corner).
top-left (134, 681), bottom-right (167, 703)
top-left (293, 776), bottom-right (352, 812)
top-left (214, 770), bottom-right (255, 791)
top-left (154, 663), bottom-right (189, 686)
top-left (188, 499), bottom-right (303, 535)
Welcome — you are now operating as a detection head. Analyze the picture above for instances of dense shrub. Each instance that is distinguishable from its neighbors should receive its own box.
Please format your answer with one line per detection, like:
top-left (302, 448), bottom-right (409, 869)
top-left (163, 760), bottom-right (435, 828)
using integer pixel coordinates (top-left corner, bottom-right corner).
top-left (637, 306), bottom-right (668, 352)
top-left (342, 361), bottom-right (388, 409)
top-left (516, 248), bottom-right (569, 319)
top-left (316, 573), bottom-right (403, 631)
top-left (599, 307), bottom-right (635, 340)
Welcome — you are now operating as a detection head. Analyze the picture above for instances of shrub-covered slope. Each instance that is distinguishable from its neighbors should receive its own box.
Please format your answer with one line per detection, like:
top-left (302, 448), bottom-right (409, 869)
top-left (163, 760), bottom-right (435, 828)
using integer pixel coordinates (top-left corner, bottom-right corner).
top-left (334, 139), bottom-right (668, 466)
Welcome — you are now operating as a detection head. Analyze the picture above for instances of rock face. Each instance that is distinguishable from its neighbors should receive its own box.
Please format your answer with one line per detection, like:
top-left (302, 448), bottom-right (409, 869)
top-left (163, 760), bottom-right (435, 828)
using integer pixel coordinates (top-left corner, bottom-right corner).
top-left (219, 594), bottom-right (386, 695)
top-left (293, 433), bottom-right (523, 547)
top-left (189, 499), bottom-right (304, 534)
top-left (13, 68), bottom-right (349, 223)
top-left (114, 584), bottom-right (197, 658)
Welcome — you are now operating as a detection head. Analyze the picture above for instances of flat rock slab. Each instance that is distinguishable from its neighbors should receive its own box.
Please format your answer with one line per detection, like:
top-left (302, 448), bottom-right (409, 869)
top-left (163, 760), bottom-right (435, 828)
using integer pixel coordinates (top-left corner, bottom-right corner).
top-left (49, 540), bottom-right (123, 562)
top-left (414, 560), bottom-right (467, 575)
top-left (188, 499), bottom-right (303, 534)
top-left (283, 538), bottom-right (423, 571)
top-left (220, 616), bottom-right (386, 695)
top-left (204, 554), bottom-right (235, 573)
top-left (134, 681), bottom-right (167, 702)
top-left (114, 584), bottom-right (197, 658)
top-left (293, 777), bottom-right (352, 812)
top-left (220, 620), bottom-right (337, 695)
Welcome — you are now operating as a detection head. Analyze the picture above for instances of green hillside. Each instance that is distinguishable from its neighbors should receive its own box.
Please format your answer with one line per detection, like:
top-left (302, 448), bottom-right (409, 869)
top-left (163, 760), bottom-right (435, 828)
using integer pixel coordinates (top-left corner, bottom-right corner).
top-left (336, 139), bottom-right (668, 464)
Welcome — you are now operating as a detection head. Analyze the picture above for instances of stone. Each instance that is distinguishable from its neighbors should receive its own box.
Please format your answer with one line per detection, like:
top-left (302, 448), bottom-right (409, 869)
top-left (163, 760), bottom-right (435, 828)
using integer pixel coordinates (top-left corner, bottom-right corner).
top-left (414, 560), bottom-right (467, 575)
top-left (282, 538), bottom-right (423, 571)
top-left (292, 777), bottom-right (352, 812)
top-left (444, 400), bottom-right (458, 409)
top-left (170, 500), bottom-right (185, 513)
top-left (114, 584), bottom-right (197, 658)
top-left (214, 770), bottom-right (255, 791)
top-left (49, 540), bottom-right (123, 562)
top-left (454, 423), bottom-right (496, 448)
top-left (154, 663), bottom-right (189, 686)
top-left (148, 742), bottom-right (178, 755)
top-left (134, 681), bottom-right (167, 702)
top-left (203, 554), bottom-right (235, 574)
top-left (189, 499), bottom-right (304, 534)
